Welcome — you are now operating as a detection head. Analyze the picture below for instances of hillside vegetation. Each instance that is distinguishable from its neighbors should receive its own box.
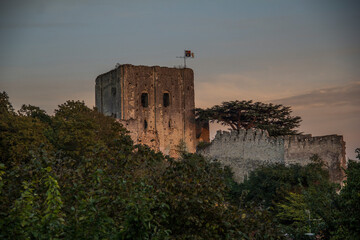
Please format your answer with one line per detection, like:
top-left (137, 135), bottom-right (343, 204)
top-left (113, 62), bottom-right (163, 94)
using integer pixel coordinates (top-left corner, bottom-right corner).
top-left (0, 92), bottom-right (359, 239)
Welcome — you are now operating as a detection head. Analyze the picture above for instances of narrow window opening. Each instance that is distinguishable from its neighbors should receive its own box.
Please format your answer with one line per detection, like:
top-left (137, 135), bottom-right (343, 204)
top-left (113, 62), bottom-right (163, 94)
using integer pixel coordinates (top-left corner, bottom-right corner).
top-left (111, 87), bottom-right (116, 96)
top-left (163, 93), bottom-right (170, 107)
top-left (141, 93), bottom-right (148, 107)
top-left (144, 120), bottom-right (148, 130)
top-left (168, 120), bottom-right (171, 128)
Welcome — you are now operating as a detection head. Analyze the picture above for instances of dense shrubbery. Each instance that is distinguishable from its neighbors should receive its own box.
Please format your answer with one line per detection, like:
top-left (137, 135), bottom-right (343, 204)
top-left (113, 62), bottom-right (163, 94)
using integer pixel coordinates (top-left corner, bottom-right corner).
top-left (1, 91), bottom-right (359, 239)
top-left (233, 154), bottom-right (360, 239)
top-left (0, 92), bottom-right (282, 239)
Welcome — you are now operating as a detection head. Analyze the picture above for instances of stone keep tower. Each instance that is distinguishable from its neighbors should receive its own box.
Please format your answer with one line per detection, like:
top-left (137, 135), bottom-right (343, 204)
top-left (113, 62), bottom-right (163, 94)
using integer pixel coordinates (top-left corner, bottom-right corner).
top-left (95, 64), bottom-right (197, 156)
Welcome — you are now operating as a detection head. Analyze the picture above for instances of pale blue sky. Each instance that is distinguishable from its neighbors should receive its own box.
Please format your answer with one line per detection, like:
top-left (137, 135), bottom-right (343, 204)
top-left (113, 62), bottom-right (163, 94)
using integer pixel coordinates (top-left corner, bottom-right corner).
top-left (1, 0), bottom-right (359, 158)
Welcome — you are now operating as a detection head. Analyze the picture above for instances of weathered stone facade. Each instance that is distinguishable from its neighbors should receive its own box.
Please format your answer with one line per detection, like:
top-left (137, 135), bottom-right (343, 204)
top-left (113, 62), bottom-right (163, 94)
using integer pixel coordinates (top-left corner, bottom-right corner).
top-left (95, 64), bottom-right (346, 183)
top-left (198, 129), bottom-right (346, 183)
top-left (95, 64), bottom-right (197, 157)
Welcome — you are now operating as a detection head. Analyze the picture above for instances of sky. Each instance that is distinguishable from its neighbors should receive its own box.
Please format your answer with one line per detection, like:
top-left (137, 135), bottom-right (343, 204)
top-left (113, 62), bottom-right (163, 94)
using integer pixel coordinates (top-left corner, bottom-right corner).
top-left (0, 0), bottom-right (359, 159)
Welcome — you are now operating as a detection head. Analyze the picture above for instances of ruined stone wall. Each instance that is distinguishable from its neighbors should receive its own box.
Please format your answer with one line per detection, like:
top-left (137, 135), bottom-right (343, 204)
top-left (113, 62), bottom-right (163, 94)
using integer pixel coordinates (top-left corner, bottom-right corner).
top-left (95, 64), bottom-right (196, 157)
top-left (199, 129), bottom-right (284, 182)
top-left (95, 70), bottom-right (119, 118)
top-left (198, 129), bottom-right (346, 183)
top-left (284, 134), bottom-right (346, 182)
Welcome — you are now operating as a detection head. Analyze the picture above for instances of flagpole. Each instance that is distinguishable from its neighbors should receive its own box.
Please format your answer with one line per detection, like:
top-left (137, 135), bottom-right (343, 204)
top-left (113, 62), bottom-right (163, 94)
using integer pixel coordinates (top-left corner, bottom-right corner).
top-left (176, 50), bottom-right (194, 69)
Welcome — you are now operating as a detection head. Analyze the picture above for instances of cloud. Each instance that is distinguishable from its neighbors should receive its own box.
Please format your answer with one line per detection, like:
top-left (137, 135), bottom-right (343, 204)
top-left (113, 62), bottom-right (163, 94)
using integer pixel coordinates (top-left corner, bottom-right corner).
top-left (199, 80), bottom-right (360, 159)
top-left (271, 82), bottom-right (360, 159)
top-left (273, 81), bottom-right (360, 108)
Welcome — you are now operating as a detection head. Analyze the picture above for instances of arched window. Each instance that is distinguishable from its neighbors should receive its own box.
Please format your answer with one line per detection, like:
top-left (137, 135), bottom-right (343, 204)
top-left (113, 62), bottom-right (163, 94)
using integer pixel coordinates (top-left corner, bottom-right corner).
top-left (163, 92), bottom-right (170, 107)
top-left (141, 93), bottom-right (148, 107)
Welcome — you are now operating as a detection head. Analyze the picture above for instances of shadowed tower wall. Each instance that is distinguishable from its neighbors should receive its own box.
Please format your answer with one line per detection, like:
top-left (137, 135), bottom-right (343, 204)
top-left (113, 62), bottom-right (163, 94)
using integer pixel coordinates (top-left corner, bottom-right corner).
top-left (95, 64), bottom-right (196, 157)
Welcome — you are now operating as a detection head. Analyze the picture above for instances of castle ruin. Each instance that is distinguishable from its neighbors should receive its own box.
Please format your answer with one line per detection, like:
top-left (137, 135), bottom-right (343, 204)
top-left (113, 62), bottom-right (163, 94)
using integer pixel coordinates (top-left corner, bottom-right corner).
top-left (95, 64), bottom-right (346, 183)
top-left (95, 64), bottom-right (199, 157)
top-left (198, 129), bottom-right (346, 183)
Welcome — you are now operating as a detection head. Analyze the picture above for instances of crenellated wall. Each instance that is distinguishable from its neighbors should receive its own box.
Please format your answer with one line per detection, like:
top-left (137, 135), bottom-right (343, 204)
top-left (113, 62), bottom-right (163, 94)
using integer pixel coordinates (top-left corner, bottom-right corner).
top-left (198, 129), bottom-right (346, 183)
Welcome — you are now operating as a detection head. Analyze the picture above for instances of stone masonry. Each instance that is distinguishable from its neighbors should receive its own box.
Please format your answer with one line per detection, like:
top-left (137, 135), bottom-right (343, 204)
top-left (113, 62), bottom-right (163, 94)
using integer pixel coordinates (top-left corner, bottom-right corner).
top-left (95, 64), bottom-right (346, 183)
top-left (95, 64), bottom-right (197, 157)
top-left (198, 129), bottom-right (346, 183)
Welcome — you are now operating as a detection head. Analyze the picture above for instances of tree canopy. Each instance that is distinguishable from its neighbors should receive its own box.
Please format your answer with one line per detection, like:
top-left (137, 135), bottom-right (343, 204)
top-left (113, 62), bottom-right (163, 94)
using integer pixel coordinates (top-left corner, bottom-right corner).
top-left (1, 92), bottom-right (358, 239)
top-left (196, 100), bottom-right (302, 136)
top-left (0, 92), bottom-right (282, 239)
top-left (235, 153), bottom-right (360, 239)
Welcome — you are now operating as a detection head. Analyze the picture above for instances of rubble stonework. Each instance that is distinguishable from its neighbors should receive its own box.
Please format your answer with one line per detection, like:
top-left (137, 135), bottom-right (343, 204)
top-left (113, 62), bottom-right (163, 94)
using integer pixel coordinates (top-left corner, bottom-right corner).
top-left (198, 129), bottom-right (346, 183)
top-left (95, 64), bottom-right (346, 183)
top-left (95, 64), bottom-right (198, 157)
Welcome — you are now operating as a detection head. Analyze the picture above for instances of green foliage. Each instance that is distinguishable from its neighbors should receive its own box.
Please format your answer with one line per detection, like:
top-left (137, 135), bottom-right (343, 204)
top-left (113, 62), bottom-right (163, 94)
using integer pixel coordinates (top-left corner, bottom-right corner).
top-left (276, 192), bottom-right (327, 240)
top-left (9, 181), bottom-right (40, 239)
top-left (157, 154), bottom-right (283, 239)
top-left (159, 154), bottom-right (231, 238)
top-left (42, 168), bottom-right (65, 239)
top-left (196, 100), bottom-right (301, 136)
top-left (2, 93), bottom-right (281, 239)
top-left (1, 92), bottom-right (358, 239)
top-left (0, 100), bottom-right (52, 166)
top-left (240, 164), bottom-right (305, 208)
top-left (0, 163), bottom-right (5, 194)
top-left (196, 141), bottom-right (211, 151)
top-left (175, 139), bottom-right (188, 156)
top-left (119, 181), bottom-right (171, 240)
top-left (277, 192), bottom-right (307, 223)
top-left (18, 104), bottom-right (52, 124)
top-left (236, 153), bottom-right (360, 239)
top-left (235, 155), bottom-right (343, 239)
top-left (336, 158), bottom-right (360, 239)
top-left (0, 91), bottom-right (14, 114)
top-left (238, 155), bottom-right (331, 208)
top-left (3, 166), bottom-right (65, 239)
